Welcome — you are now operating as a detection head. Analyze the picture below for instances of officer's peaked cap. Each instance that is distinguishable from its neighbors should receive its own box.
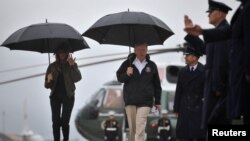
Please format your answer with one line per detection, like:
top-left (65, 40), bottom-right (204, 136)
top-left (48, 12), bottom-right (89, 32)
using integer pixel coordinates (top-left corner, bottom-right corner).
top-left (207, 0), bottom-right (232, 13)
top-left (184, 35), bottom-right (203, 57)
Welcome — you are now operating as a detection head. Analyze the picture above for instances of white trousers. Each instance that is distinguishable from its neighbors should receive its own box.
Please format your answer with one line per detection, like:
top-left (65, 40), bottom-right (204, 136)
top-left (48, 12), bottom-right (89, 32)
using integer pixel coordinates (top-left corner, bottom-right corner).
top-left (125, 105), bottom-right (150, 141)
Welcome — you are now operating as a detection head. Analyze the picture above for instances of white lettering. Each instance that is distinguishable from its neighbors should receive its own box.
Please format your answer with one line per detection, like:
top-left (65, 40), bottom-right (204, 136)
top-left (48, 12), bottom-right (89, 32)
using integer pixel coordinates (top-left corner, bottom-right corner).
top-left (212, 129), bottom-right (218, 136)
top-left (211, 129), bottom-right (247, 137)
top-left (241, 131), bottom-right (247, 136)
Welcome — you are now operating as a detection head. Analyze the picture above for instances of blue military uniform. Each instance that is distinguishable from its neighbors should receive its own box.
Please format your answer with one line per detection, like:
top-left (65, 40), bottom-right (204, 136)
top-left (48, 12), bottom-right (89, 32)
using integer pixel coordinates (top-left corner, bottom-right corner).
top-left (202, 0), bottom-right (250, 122)
top-left (174, 36), bottom-right (206, 141)
top-left (185, 0), bottom-right (232, 129)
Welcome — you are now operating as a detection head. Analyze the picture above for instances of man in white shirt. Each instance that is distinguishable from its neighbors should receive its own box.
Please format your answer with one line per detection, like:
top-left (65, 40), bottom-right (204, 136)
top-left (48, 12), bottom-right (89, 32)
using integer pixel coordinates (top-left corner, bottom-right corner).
top-left (117, 43), bottom-right (162, 141)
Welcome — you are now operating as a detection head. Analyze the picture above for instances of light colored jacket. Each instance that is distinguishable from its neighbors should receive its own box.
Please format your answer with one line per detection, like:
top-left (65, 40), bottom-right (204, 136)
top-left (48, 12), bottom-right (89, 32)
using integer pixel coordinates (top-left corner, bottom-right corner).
top-left (44, 62), bottom-right (82, 97)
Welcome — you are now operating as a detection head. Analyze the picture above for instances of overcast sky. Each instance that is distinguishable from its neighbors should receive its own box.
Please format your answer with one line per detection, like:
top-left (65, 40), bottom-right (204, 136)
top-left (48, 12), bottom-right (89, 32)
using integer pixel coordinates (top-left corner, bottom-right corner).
top-left (0, 0), bottom-right (239, 140)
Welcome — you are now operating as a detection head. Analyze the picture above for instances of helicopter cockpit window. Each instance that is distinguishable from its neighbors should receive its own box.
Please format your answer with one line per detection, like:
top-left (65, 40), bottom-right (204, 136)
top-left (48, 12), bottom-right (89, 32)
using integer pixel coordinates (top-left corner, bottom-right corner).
top-left (90, 88), bottom-right (105, 108)
top-left (103, 88), bottom-right (124, 109)
top-left (166, 65), bottom-right (183, 83)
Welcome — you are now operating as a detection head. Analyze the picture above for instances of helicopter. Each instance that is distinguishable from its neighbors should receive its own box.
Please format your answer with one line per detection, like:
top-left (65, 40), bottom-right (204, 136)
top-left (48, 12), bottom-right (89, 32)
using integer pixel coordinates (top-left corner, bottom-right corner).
top-left (75, 60), bottom-right (186, 141)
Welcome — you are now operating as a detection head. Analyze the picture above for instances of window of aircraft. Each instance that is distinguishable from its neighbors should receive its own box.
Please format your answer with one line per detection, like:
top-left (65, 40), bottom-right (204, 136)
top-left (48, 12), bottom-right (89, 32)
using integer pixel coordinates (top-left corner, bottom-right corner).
top-left (103, 88), bottom-right (124, 109)
top-left (158, 67), bottom-right (165, 82)
top-left (90, 88), bottom-right (105, 108)
top-left (161, 90), bottom-right (175, 113)
top-left (166, 65), bottom-right (183, 83)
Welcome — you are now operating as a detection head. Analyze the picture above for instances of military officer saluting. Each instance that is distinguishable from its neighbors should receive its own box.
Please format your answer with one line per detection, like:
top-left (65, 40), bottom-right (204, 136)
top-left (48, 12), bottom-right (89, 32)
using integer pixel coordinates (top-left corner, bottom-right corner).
top-left (157, 109), bottom-right (172, 141)
top-left (104, 111), bottom-right (119, 141)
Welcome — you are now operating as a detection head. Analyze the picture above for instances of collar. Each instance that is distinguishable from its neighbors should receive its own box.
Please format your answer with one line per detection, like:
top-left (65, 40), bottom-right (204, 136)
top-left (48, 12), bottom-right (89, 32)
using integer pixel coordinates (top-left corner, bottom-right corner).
top-left (133, 57), bottom-right (148, 74)
top-left (189, 63), bottom-right (198, 71)
top-left (133, 57), bottom-right (147, 64)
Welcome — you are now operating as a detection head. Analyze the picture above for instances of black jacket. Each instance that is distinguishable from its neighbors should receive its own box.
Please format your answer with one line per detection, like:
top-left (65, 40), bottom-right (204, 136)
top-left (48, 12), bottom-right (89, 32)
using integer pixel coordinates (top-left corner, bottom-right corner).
top-left (116, 53), bottom-right (162, 107)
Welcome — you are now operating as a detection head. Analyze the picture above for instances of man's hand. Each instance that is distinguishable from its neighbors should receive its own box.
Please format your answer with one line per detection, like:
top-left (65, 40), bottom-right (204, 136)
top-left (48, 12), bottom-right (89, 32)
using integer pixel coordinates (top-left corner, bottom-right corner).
top-left (67, 53), bottom-right (76, 66)
top-left (215, 91), bottom-right (223, 97)
top-left (47, 73), bottom-right (53, 83)
top-left (184, 25), bottom-right (203, 36)
top-left (246, 75), bottom-right (250, 84)
top-left (127, 67), bottom-right (133, 76)
top-left (184, 15), bottom-right (194, 28)
top-left (174, 112), bottom-right (179, 117)
top-left (154, 105), bottom-right (161, 111)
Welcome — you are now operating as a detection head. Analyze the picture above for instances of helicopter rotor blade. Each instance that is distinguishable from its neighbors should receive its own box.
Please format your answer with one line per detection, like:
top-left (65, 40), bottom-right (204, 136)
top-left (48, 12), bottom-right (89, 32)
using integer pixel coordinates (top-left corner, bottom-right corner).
top-left (0, 52), bottom-right (129, 73)
top-left (0, 47), bottom-right (184, 85)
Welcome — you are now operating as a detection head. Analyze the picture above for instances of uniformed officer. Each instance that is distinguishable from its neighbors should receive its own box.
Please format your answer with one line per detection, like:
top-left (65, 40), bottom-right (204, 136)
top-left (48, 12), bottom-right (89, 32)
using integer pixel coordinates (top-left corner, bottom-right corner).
top-left (157, 109), bottom-right (172, 141)
top-left (184, 0), bottom-right (250, 124)
top-left (104, 111), bottom-right (119, 141)
top-left (184, 0), bottom-right (232, 129)
top-left (173, 37), bottom-right (206, 141)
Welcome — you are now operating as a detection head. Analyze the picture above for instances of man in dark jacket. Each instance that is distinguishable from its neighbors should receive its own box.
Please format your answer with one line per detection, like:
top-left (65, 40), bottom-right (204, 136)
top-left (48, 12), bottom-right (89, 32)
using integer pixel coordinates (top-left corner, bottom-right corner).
top-left (173, 37), bottom-right (206, 141)
top-left (184, 0), bottom-right (250, 124)
top-left (184, 0), bottom-right (232, 128)
top-left (116, 43), bottom-right (162, 141)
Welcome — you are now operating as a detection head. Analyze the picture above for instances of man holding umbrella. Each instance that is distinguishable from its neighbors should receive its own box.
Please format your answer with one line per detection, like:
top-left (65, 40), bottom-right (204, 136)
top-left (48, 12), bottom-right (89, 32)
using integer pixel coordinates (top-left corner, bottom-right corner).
top-left (116, 43), bottom-right (162, 141)
top-left (83, 11), bottom-right (173, 141)
top-left (45, 43), bottom-right (82, 141)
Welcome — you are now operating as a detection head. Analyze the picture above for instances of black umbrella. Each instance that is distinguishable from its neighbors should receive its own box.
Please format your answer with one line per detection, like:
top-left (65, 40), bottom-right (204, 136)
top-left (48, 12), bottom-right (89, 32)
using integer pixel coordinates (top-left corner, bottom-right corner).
top-left (82, 11), bottom-right (174, 52)
top-left (1, 22), bottom-right (90, 63)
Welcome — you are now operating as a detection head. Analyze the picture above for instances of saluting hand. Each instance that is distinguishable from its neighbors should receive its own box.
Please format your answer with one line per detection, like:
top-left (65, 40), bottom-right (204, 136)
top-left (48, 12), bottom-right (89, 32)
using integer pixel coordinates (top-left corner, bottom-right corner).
top-left (184, 15), bottom-right (193, 28)
top-left (67, 53), bottom-right (76, 66)
top-left (183, 15), bottom-right (203, 36)
top-left (184, 24), bottom-right (203, 36)
top-left (127, 67), bottom-right (133, 76)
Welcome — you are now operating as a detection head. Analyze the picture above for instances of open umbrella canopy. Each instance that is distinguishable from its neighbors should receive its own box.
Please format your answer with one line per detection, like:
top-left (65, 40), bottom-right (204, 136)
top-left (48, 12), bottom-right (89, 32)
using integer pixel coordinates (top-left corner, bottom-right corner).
top-left (83, 11), bottom-right (174, 47)
top-left (1, 23), bottom-right (90, 53)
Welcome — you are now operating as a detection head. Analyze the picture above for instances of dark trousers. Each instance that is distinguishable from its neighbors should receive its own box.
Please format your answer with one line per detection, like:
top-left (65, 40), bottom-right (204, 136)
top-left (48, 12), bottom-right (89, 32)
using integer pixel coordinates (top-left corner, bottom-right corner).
top-left (159, 137), bottom-right (171, 141)
top-left (50, 94), bottom-right (74, 141)
top-left (105, 139), bottom-right (116, 141)
top-left (178, 138), bottom-right (205, 141)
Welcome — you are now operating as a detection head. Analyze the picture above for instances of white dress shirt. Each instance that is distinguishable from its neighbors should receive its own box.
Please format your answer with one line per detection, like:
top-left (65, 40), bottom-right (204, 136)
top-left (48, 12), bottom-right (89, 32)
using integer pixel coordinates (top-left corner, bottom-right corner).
top-left (133, 57), bottom-right (148, 74)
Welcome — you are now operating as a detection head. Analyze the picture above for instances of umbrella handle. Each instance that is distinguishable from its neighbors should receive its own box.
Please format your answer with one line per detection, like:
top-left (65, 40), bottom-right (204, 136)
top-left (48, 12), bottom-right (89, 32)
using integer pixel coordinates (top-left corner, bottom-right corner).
top-left (48, 53), bottom-right (51, 64)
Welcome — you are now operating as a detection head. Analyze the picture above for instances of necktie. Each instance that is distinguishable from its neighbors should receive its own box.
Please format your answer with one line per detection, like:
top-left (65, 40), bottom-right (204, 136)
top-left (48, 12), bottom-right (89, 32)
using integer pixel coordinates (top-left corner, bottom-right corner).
top-left (191, 67), bottom-right (194, 72)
